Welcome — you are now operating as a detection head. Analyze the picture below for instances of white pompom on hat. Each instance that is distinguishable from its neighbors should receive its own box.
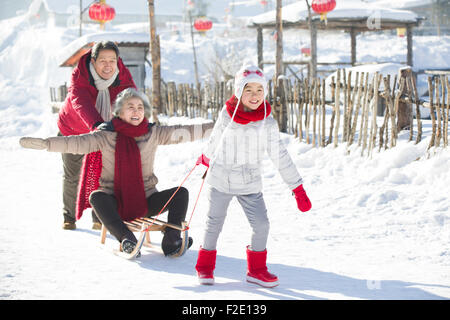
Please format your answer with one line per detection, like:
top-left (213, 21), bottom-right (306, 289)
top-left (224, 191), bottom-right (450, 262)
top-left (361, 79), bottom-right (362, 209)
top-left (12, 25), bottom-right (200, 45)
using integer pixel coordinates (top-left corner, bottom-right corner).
top-left (234, 63), bottom-right (268, 99)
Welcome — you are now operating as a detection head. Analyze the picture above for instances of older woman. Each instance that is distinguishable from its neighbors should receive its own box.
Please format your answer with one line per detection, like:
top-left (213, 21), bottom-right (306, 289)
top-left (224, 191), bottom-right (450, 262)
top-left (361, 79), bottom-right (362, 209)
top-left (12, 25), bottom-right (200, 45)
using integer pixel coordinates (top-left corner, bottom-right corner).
top-left (20, 88), bottom-right (213, 257)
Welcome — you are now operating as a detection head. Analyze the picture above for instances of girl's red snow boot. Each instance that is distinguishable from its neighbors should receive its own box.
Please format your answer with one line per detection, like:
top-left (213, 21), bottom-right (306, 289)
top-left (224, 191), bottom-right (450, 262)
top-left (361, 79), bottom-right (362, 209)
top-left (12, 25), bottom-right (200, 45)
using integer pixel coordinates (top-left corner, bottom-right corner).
top-left (195, 248), bottom-right (217, 285)
top-left (246, 246), bottom-right (279, 288)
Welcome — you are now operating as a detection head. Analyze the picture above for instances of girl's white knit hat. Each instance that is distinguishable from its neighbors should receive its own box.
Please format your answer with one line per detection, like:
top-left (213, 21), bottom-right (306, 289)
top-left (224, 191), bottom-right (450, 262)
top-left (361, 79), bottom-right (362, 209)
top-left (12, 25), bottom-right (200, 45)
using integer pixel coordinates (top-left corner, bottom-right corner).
top-left (234, 64), bottom-right (268, 99)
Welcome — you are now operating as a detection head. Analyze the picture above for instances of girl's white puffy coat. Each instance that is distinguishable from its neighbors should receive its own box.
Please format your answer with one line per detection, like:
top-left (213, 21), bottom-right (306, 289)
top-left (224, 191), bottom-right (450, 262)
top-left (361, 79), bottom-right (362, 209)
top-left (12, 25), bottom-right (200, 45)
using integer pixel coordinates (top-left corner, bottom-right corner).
top-left (204, 106), bottom-right (303, 195)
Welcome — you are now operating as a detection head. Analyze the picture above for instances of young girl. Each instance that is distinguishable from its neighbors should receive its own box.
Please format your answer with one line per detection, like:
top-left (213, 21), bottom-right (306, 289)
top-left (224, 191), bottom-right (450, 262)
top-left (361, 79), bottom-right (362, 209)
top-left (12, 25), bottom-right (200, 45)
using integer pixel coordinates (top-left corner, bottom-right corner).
top-left (195, 64), bottom-right (311, 287)
top-left (20, 88), bottom-right (213, 257)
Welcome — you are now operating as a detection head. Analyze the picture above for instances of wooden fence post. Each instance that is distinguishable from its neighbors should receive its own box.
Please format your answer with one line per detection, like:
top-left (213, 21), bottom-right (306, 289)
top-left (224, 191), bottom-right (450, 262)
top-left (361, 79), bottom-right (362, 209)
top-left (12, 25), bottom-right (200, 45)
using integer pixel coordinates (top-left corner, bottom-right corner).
top-left (410, 73), bottom-right (422, 144)
top-left (397, 67), bottom-right (413, 131)
top-left (327, 76), bottom-right (336, 146)
top-left (427, 77), bottom-right (436, 150)
top-left (444, 76), bottom-right (449, 147)
top-left (368, 73), bottom-right (381, 157)
top-left (360, 76), bottom-right (374, 156)
top-left (435, 76), bottom-right (442, 147)
top-left (321, 78), bottom-right (326, 147)
top-left (333, 69), bottom-right (341, 147)
top-left (348, 72), bottom-right (364, 147)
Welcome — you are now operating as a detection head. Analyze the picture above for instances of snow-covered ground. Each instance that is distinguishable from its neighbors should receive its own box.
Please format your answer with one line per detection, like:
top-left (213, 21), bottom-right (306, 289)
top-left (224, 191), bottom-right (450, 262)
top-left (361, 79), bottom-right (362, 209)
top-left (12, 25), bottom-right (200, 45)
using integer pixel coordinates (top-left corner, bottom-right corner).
top-left (0, 9), bottom-right (449, 300)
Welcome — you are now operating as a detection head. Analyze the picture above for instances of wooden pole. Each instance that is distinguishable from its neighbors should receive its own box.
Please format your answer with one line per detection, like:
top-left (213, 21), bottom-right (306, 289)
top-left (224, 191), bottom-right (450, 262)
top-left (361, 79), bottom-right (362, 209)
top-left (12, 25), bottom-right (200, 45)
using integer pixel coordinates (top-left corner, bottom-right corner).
top-left (427, 77), bottom-right (436, 150)
top-left (327, 76), bottom-right (336, 146)
top-left (368, 73), bottom-right (381, 157)
top-left (333, 69), bottom-right (341, 147)
top-left (405, 75), bottom-right (415, 142)
top-left (347, 71), bottom-right (359, 142)
top-left (382, 76), bottom-right (397, 148)
top-left (305, 0), bottom-right (317, 79)
top-left (435, 76), bottom-right (442, 147)
top-left (361, 76), bottom-right (374, 156)
top-left (397, 67), bottom-right (413, 131)
top-left (445, 76), bottom-right (449, 148)
top-left (298, 79), bottom-right (306, 141)
top-left (348, 72), bottom-right (364, 147)
top-left (305, 78), bottom-right (311, 144)
top-left (358, 73), bottom-right (369, 147)
top-left (321, 78), bottom-right (326, 147)
top-left (275, 0), bottom-right (283, 79)
top-left (350, 28), bottom-right (357, 66)
top-left (79, 0), bottom-right (82, 37)
top-left (379, 77), bottom-right (390, 151)
top-left (406, 25), bottom-right (413, 67)
top-left (188, 9), bottom-right (201, 106)
top-left (312, 79), bottom-right (318, 146)
top-left (410, 74), bottom-right (422, 144)
top-left (148, 0), bottom-right (160, 123)
top-left (257, 26), bottom-right (263, 70)
top-left (275, 0), bottom-right (286, 132)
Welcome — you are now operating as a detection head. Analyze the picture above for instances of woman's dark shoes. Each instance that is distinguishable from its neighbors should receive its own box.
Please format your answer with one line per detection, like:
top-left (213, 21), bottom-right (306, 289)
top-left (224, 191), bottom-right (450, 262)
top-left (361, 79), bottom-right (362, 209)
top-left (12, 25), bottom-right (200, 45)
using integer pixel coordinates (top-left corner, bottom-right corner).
top-left (121, 239), bottom-right (141, 258)
top-left (162, 229), bottom-right (193, 257)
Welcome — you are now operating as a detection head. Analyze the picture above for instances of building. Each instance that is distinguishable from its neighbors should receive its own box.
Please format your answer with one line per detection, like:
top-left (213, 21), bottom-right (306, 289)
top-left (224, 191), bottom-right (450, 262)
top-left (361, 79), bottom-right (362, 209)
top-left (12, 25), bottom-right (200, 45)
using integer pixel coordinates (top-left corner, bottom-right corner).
top-left (373, 0), bottom-right (450, 35)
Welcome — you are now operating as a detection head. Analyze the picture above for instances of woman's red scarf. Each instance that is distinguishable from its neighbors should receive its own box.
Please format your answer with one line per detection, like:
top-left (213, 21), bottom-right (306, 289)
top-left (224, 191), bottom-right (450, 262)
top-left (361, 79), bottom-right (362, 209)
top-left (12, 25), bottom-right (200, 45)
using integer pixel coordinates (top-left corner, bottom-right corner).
top-left (112, 117), bottom-right (150, 221)
top-left (225, 95), bottom-right (271, 124)
top-left (76, 151), bottom-right (102, 220)
top-left (75, 118), bottom-right (150, 222)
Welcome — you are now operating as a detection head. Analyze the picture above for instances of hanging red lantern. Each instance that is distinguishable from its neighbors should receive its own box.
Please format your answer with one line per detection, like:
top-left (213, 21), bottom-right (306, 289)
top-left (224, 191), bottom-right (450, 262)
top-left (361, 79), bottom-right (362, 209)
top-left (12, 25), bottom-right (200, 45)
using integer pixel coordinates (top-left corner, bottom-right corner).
top-left (260, 0), bottom-right (268, 6)
top-left (194, 18), bottom-right (213, 33)
top-left (311, 0), bottom-right (336, 24)
top-left (89, 0), bottom-right (116, 29)
top-left (301, 47), bottom-right (311, 57)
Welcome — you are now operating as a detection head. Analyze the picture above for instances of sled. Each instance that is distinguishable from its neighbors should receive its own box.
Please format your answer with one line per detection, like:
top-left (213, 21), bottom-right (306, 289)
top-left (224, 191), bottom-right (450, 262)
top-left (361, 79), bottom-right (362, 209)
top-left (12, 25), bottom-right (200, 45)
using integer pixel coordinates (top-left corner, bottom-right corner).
top-left (100, 218), bottom-right (189, 258)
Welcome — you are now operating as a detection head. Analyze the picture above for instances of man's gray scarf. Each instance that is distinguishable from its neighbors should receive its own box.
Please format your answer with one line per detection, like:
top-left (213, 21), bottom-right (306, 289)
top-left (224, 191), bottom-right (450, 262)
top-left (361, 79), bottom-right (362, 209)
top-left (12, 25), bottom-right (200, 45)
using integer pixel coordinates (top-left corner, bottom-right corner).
top-left (89, 62), bottom-right (119, 121)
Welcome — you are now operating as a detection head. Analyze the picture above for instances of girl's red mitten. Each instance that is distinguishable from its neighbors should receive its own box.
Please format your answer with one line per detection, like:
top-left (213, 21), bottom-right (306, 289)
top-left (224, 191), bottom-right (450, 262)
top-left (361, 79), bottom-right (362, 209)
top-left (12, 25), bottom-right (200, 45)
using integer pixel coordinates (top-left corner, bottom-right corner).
top-left (196, 154), bottom-right (210, 167)
top-left (293, 184), bottom-right (312, 212)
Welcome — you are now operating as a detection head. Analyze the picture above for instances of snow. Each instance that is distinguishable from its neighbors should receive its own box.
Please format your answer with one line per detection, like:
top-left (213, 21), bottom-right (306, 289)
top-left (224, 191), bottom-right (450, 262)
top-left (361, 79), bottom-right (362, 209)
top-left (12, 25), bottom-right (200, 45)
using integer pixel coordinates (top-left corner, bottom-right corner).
top-left (374, 0), bottom-right (434, 10)
top-left (0, 6), bottom-right (449, 301)
top-left (248, 0), bottom-right (420, 26)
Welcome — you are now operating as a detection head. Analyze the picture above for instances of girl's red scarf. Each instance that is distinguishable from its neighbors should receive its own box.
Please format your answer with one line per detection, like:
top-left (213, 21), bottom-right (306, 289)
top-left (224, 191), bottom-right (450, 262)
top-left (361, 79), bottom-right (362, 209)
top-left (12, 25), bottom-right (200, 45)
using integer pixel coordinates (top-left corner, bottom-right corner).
top-left (225, 95), bottom-right (271, 124)
top-left (75, 118), bottom-right (150, 222)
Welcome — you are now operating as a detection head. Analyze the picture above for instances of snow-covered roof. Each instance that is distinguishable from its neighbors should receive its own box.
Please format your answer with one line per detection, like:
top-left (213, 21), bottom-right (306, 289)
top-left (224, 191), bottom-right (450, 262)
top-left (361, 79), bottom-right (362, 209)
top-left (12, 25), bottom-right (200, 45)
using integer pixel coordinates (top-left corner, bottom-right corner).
top-left (57, 31), bottom-right (149, 67)
top-left (371, 0), bottom-right (433, 9)
top-left (248, 0), bottom-right (422, 29)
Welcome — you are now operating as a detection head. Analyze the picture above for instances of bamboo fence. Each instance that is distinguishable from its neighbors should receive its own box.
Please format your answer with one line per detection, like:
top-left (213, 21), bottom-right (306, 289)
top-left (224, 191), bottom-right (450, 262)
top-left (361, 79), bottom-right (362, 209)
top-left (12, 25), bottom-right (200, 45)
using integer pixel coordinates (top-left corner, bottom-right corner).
top-left (146, 70), bottom-right (448, 156)
top-left (50, 71), bottom-right (449, 155)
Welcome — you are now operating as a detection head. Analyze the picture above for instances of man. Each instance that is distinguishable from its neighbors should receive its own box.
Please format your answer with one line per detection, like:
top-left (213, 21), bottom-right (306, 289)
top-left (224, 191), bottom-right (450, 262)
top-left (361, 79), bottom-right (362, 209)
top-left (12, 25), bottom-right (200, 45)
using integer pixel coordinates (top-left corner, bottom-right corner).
top-left (57, 41), bottom-right (137, 230)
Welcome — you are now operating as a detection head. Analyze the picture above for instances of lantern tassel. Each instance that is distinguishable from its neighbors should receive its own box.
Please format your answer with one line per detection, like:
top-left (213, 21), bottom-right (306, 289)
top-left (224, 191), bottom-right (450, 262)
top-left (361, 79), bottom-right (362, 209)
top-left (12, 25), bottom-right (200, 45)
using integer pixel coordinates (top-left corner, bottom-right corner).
top-left (320, 12), bottom-right (328, 24)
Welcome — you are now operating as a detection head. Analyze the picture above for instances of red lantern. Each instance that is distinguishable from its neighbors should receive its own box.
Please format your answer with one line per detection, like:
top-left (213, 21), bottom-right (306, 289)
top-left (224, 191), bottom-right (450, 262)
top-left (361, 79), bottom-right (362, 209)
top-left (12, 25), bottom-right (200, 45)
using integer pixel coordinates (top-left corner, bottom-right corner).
top-left (311, 0), bottom-right (336, 23)
top-left (89, 0), bottom-right (115, 29)
top-left (301, 47), bottom-right (311, 57)
top-left (260, 0), bottom-right (268, 6)
top-left (194, 18), bottom-right (213, 33)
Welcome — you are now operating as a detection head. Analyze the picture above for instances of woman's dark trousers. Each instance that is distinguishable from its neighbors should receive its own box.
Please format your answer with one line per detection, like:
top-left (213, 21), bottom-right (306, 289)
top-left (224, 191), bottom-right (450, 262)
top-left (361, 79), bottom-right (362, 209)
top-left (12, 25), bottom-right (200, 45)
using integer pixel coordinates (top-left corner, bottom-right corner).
top-left (89, 187), bottom-right (189, 253)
